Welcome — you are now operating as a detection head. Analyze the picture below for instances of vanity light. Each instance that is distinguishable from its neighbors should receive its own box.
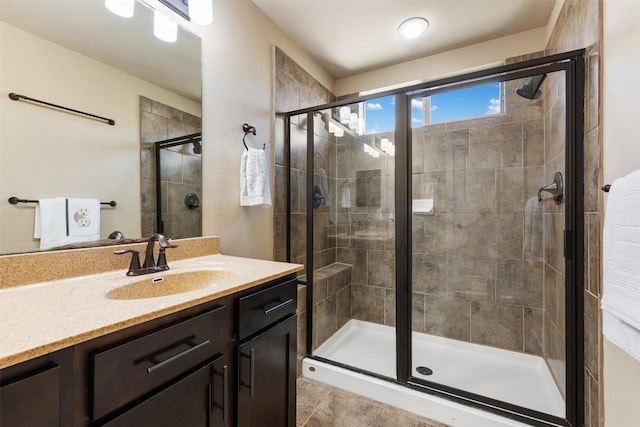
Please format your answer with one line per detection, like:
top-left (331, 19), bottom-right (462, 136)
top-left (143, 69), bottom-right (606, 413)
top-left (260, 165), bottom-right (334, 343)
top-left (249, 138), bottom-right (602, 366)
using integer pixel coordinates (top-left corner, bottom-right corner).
top-left (105, 0), bottom-right (135, 18)
top-left (154, 10), bottom-right (178, 43)
top-left (397, 17), bottom-right (429, 39)
top-left (189, 0), bottom-right (214, 25)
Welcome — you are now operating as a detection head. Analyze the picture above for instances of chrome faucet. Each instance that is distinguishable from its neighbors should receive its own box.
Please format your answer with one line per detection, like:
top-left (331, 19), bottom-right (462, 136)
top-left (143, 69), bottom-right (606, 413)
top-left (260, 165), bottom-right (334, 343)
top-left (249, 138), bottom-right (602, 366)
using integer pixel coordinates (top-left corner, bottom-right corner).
top-left (115, 233), bottom-right (178, 276)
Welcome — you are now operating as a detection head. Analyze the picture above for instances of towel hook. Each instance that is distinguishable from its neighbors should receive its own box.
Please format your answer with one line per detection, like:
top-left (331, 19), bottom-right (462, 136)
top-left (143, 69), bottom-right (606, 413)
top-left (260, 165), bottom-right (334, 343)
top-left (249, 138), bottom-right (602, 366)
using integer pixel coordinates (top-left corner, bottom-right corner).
top-left (242, 123), bottom-right (264, 150)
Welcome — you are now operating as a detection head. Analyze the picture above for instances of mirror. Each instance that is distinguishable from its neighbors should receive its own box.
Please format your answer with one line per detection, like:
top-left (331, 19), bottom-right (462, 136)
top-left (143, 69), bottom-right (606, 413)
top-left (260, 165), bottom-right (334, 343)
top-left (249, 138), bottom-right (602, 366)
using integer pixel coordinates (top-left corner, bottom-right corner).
top-left (0, 0), bottom-right (202, 254)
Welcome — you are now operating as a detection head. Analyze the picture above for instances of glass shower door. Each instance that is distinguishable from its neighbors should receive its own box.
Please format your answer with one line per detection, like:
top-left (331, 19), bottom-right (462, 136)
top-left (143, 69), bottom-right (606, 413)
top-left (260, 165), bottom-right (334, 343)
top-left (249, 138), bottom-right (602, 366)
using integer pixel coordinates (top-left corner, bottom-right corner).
top-left (309, 98), bottom-right (398, 380)
top-left (409, 70), bottom-right (568, 420)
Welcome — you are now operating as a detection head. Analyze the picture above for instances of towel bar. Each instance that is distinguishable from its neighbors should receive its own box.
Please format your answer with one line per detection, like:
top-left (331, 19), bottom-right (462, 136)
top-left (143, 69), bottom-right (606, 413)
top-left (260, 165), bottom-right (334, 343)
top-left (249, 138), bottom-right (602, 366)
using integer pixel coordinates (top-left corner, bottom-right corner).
top-left (8, 197), bottom-right (116, 207)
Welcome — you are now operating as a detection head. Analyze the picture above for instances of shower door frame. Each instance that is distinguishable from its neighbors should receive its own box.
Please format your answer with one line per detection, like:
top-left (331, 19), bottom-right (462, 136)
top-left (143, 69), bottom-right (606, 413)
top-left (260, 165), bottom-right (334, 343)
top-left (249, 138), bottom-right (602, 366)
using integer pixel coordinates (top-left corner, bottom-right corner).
top-left (281, 49), bottom-right (585, 427)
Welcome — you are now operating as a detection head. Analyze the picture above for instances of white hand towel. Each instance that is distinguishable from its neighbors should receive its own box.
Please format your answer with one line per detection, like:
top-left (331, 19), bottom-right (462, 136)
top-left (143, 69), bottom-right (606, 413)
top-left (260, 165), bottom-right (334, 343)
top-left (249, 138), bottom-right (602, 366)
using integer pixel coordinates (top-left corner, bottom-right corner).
top-left (602, 168), bottom-right (640, 361)
top-left (66, 198), bottom-right (100, 237)
top-left (37, 198), bottom-right (64, 250)
top-left (240, 147), bottom-right (272, 207)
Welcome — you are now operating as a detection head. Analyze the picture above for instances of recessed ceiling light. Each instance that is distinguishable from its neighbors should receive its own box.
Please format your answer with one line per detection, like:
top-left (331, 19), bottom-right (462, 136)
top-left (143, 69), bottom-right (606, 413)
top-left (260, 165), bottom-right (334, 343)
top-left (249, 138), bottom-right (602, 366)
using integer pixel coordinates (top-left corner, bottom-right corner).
top-left (397, 17), bottom-right (429, 40)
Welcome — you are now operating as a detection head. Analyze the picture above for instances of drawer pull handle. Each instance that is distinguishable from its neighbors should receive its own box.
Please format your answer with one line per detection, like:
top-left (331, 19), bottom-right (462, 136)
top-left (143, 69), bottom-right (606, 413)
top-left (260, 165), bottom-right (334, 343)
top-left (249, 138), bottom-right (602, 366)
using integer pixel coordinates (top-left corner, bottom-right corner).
top-left (239, 348), bottom-right (255, 398)
top-left (146, 340), bottom-right (210, 374)
top-left (212, 363), bottom-right (228, 421)
top-left (222, 364), bottom-right (228, 420)
top-left (263, 298), bottom-right (294, 315)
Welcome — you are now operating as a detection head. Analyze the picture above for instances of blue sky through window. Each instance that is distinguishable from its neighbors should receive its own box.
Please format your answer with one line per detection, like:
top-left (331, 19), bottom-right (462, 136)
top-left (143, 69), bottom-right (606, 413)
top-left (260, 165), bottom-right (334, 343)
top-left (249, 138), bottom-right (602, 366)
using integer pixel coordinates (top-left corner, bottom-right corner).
top-left (364, 83), bottom-right (501, 134)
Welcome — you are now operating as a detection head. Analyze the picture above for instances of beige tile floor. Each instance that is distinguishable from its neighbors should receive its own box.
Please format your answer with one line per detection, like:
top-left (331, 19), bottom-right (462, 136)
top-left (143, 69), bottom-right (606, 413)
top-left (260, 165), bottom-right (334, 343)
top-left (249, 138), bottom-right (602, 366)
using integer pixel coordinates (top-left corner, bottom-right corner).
top-left (296, 377), bottom-right (452, 427)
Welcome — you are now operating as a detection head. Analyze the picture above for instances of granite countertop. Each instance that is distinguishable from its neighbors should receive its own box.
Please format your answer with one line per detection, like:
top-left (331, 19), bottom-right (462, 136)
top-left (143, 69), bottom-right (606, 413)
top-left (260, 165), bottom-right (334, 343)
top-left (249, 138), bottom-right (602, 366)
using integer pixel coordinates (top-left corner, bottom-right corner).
top-left (0, 254), bottom-right (302, 369)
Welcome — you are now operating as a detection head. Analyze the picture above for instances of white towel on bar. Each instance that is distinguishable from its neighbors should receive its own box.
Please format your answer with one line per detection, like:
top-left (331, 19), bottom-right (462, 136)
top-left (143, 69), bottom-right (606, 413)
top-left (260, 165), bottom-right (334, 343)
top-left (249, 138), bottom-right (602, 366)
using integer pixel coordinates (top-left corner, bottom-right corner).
top-left (36, 198), bottom-right (101, 250)
top-left (240, 147), bottom-right (271, 207)
top-left (602, 168), bottom-right (640, 361)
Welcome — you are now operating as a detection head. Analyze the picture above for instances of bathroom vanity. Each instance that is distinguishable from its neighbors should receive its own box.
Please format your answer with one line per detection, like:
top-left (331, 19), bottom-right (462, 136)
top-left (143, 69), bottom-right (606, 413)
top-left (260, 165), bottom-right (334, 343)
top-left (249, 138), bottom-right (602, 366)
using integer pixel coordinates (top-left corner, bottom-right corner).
top-left (0, 237), bottom-right (301, 427)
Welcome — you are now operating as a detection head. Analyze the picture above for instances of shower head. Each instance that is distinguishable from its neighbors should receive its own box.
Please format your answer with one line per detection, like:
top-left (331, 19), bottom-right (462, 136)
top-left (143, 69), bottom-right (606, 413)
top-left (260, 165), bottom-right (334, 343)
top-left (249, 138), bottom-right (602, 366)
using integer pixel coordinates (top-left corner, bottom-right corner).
top-left (192, 140), bottom-right (202, 154)
top-left (515, 74), bottom-right (547, 100)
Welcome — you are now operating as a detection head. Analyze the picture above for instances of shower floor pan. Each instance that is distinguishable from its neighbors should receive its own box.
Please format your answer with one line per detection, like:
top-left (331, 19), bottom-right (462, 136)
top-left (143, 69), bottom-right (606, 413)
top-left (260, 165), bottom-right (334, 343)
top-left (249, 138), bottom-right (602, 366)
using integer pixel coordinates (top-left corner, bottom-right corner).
top-left (308, 319), bottom-right (564, 425)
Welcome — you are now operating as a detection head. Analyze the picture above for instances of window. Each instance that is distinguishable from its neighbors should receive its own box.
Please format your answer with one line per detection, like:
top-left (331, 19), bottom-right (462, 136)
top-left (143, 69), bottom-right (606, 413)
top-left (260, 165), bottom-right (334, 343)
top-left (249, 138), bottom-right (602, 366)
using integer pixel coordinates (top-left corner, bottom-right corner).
top-left (412, 83), bottom-right (503, 128)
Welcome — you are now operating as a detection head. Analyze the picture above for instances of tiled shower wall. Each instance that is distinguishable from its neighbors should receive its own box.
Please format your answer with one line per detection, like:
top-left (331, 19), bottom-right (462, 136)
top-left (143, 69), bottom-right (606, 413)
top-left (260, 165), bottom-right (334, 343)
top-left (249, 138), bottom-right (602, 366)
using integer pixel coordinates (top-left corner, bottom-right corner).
top-left (273, 47), bottom-right (338, 369)
top-left (335, 91), bottom-right (547, 357)
top-left (544, 0), bottom-right (602, 425)
top-left (140, 96), bottom-right (202, 239)
top-left (275, 3), bottom-right (603, 419)
top-left (541, 67), bottom-right (568, 398)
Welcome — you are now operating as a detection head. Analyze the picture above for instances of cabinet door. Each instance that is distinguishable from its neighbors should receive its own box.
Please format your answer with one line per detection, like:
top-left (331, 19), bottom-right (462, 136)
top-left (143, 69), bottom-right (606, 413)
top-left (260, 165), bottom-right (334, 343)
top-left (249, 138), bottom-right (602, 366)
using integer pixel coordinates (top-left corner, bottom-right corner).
top-left (0, 364), bottom-right (60, 427)
top-left (101, 356), bottom-right (229, 427)
top-left (237, 315), bottom-right (296, 427)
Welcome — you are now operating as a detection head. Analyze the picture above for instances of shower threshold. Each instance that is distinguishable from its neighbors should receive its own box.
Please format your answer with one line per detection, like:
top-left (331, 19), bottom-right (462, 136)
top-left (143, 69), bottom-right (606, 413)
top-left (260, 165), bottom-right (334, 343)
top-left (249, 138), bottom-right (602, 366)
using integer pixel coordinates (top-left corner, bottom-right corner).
top-left (306, 319), bottom-right (564, 426)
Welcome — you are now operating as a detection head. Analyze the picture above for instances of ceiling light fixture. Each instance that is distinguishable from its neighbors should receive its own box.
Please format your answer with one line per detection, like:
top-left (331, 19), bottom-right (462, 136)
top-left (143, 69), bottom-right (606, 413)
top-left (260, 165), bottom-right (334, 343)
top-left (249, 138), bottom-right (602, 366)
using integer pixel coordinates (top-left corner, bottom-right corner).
top-left (154, 10), bottom-right (178, 43)
top-left (104, 0), bottom-right (135, 18)
top-left (189, 0), bottom-right (213, 25)
top-left (397, 17), bottom-right (429, 40)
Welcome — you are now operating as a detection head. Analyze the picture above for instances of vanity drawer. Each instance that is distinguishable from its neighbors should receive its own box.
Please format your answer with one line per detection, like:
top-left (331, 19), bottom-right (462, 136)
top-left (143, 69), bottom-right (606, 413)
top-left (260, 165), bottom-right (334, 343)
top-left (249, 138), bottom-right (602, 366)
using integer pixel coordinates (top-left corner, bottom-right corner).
top-left (238, 279), bottom-right (297, 340)
top-left (92, 305), bottom-right (229, 421)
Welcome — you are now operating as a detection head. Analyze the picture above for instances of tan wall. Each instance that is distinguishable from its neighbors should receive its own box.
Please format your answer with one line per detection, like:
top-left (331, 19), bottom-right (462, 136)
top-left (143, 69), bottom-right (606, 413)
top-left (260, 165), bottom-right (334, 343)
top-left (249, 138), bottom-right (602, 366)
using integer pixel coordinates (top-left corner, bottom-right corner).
top-left (335, 28), bottom-right (547, 97)
top-left (602, 0), bottom-right (640, 426)
top-left (194, 1), bottom-right (333, 259)
top-left (1, 0), bottom-right (334, 259)
top-left (0, 22), bottom-right (200, 253)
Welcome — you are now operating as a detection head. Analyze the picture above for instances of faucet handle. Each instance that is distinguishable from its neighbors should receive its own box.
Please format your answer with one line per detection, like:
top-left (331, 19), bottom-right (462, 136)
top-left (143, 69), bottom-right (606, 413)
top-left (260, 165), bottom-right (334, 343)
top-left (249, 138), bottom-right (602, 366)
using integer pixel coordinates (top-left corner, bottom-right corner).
top-left (154, 233), bottom-right (179, 249)
top-left (114, 249), bottom-right (141, 276)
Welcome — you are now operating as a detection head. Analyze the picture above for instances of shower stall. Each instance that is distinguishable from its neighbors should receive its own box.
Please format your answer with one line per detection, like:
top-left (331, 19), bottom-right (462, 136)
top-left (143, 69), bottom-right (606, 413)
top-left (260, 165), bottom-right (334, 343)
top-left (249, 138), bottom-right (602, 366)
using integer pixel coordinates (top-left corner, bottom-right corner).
top-left (154, 133), bottom-right (202, 238)
top-left (281, 50), bottom-right (585, 427)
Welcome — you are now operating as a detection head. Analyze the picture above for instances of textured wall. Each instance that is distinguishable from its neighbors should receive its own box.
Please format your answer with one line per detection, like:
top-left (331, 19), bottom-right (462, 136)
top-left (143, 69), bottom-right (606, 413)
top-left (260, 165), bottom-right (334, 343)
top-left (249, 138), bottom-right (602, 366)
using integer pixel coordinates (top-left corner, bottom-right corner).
top-left (545, 0), bottom-right (602, 425)
top-left (273, 47), bottom-right (337, 370)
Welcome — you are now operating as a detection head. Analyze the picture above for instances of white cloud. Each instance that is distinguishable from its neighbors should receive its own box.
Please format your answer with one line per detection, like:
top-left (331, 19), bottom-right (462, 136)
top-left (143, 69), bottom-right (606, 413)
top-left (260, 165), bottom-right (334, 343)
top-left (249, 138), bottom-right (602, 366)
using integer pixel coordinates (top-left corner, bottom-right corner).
top-left (486, 98), bottom-right (501, 114)
top-left (411, 99), bottom-right (423, 109)
top-left (366, 102), bottom-right (383, 111)
top-left (412, 118), bottom-right (423, 124)
top-left (430, 105), bottom-right (438, 112)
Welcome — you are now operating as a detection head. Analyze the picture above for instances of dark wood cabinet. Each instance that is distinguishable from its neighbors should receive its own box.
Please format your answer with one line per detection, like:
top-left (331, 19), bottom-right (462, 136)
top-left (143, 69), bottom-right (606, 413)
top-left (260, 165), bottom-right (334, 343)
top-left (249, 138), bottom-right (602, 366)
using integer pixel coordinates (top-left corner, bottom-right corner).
top-left (91, 305), bottom-right (229, 422)
top-left (0, 274), bottom-right (297, 427)
top-left (91, 305), bottom-right (232, 426)
top-left (0, 364), bottom-right (61, 427)
top-left (236, 279), bottom-right (297, 427)
top-left (237, 315), bottom-right (297, 427)
top-left (0, 347), bottom-right (73, 427)
top-left (101, 355), bottom-right (228, 427)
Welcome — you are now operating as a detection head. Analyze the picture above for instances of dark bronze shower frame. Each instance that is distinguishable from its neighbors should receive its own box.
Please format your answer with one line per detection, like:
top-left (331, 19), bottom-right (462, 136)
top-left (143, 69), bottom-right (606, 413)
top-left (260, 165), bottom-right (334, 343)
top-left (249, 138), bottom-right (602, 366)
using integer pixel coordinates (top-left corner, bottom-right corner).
top-left (280, 49), bottom-right (585, 427)
top-left (154, 132), bottom-right (202, 233)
